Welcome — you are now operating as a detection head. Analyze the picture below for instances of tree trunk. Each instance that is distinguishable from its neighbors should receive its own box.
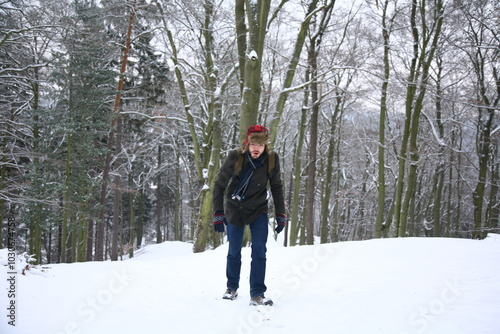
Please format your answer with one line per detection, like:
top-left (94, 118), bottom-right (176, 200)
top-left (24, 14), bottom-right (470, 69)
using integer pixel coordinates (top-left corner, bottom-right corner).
top-left (137, 189), bottom-right (144, 248)
top-left (433, 57), bottom-right (446, 237)
top-left (86, 202), bottom-right (94, 261)
top-left (159, 0), bottom-right (226, 252)
top-left (193, 0), bottom-right (224, 252)
top-left (269, 0), bottom-right (321, 146)
top-left (320, 97), bottom-right (342, 243)
top-left (289, 91), bottom-right (309, 246)
top-left (67, 227), bottom-right (74, 263)
top-left (486, 149), bottom-right (499, 233)
top-left (174, 156), bottom-right (181, 241)
top-left (111, 116), bottom-right (123, 260)
top-left (77, 212), bottom-right (87, 262)
top-left (304, 51), bottom-right (319, 246)
top-left (472, 105), bottom-right (495, 239)
top-left (30, 65), bottom-right (43, 264)
top-left (320, 115), bottom-right (335, 243)
top-left (394, 0), bottom-right (444, 237)
top-left (332, 117), bottom-right (343, 243)
top-left (156, 145), bottom-right (163, 244)
top-left (303, 3), bottom-right (333, 245)
top-left (61, 132), bottom-right (72, 263)
top-left (375, 0), bottom-right (391, 238)
top-left (237, 0), bottom-right (272, 140)
top-left (128, 173), bottom-right (136, 258)
top-left (96, 0), bottom-right (137, 260)
top-left (235, 0), bottom-right (246, 94)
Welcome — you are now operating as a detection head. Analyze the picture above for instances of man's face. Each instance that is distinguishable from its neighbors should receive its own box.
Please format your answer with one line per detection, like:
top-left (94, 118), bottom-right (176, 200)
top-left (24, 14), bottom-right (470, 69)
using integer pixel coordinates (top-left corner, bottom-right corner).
top-left (249, 142), bottom-right (265, 159)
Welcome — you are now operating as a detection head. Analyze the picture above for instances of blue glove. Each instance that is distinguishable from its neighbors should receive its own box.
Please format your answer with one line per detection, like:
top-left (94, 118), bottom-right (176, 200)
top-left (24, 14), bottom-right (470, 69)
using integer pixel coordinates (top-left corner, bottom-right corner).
top-left (275, 214), bottom-right (286, 234)
top-left (214, 210), bottom-right (227, 233)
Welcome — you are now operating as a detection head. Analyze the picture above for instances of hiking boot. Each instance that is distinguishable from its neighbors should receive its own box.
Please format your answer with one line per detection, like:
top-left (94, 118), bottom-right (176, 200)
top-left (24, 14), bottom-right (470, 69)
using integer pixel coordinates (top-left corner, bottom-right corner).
top-left (250, 296), bottom-right (273, 306)
top-left (222, 289), bottom-right (238, 300)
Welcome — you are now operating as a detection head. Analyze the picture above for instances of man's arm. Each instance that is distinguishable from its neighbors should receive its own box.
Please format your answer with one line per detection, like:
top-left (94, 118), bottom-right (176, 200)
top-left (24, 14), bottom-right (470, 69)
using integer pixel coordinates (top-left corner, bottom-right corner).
top-left (269, 152), bottom-right (286, 216)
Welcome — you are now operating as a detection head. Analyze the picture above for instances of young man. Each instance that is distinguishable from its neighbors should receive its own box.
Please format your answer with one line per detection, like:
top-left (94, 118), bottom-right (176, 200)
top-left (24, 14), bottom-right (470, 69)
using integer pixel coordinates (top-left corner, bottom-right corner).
top-left (213, 125), bottom-right (286, 306)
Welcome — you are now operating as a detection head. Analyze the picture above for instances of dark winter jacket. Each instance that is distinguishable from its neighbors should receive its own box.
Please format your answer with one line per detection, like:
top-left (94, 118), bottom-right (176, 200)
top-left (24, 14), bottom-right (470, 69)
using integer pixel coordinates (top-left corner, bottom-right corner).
top-left (213, 149), bottom-right (286, 228)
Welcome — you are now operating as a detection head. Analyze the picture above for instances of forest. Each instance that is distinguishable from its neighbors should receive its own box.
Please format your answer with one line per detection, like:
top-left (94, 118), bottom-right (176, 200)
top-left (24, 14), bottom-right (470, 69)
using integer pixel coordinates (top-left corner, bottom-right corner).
top-left (0, 0), bottom-right (498, 264)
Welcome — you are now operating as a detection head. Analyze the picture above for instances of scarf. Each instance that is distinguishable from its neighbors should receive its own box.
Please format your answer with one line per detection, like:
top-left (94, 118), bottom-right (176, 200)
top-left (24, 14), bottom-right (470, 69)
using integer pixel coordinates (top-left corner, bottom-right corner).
top-left (231, 153), bottom-right (265, 202)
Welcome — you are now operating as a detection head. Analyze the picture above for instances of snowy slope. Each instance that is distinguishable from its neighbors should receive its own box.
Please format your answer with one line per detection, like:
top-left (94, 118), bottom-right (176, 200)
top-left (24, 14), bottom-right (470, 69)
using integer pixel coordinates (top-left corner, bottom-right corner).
top-left (1, 234), bottom-right (500, 334)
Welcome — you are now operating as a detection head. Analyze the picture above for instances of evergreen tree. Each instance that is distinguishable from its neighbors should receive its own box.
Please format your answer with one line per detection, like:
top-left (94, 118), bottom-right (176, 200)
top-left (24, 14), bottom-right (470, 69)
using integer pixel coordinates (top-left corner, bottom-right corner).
top-left (47, 1), bottom-right (116, 262)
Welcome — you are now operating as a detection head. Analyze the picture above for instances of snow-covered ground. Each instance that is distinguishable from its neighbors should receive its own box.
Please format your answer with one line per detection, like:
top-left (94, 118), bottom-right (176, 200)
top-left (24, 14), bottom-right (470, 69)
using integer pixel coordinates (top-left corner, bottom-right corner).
top-left (1, 233), bottom-right (500, 334)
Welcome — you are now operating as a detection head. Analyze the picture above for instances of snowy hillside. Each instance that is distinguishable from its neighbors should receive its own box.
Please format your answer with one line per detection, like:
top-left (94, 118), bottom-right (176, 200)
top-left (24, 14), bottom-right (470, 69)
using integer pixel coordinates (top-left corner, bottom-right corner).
top-left (1, 234), bottom-right (500, 334)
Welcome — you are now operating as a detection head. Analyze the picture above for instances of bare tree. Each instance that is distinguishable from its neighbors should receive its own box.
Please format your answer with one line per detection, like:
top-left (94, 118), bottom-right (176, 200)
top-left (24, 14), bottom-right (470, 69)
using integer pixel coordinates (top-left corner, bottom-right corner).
top-left (455, 1), bottom-right (499, 238)
top-left (373, 0), bottom-right (397, 238)
top-left (392, 0), bottom-right (445, 237)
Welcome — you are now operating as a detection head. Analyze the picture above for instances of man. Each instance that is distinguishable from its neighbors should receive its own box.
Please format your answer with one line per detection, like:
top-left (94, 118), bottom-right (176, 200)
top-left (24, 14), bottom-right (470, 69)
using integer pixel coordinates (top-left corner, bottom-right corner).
top-left (213, 125), bottom-right (286, 306)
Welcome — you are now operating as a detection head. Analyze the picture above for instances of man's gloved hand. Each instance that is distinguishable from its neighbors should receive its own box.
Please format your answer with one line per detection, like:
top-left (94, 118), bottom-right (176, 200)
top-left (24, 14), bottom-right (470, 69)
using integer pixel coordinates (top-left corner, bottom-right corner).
top-left (214, 210), bottom-right (227, 233)
top-left (275, 214), bottom-right (286, 234)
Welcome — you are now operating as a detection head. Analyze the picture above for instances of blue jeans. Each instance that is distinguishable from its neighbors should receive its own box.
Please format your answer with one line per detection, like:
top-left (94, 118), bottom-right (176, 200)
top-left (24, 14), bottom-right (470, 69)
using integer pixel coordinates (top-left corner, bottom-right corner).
top-left (226, 214), bottom-right (268, 298)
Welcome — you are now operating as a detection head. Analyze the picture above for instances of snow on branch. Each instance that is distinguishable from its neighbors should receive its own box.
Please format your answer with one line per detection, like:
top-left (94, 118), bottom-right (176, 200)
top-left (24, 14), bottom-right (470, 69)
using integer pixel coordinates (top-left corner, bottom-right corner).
top-left (119, 110), bottom-right (188, 123)
top-left (0, 64), bottom-right (47, 75)
top-left (1, 25), bottom-right (58, 47)
top-left (215, 63), bottom-right (239, 98)
top-left (282, 79), bottom-right (314, 93)
top-left (492, 126), bottom-right (500, 136)
top-left (422, 110), bottom-right (447, 146)
top-left (247, 50), bottom-right (258, 61)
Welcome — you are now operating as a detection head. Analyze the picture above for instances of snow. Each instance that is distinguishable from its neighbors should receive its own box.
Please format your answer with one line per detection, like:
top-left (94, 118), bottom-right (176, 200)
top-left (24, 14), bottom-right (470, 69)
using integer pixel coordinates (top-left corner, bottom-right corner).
top-left (248, 50), bottom-right (258, 61)
top-left (2, 234), bottom-right (500, 334)
top-left (214, 86), bottom-right (221, 98)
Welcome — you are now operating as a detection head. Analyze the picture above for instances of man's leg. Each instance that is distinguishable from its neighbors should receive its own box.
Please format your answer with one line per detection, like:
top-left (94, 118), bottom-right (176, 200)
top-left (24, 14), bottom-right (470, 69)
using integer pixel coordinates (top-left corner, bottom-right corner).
top-left (249, 214), bottom-right (268, 298)
top-left (226, 222), bottom-right (244, 291)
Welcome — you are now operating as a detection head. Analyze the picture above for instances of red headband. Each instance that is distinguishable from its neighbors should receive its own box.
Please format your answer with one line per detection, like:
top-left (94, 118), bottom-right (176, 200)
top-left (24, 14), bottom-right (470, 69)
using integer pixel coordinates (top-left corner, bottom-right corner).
top-left (246, 125), bottom-right (269, 136)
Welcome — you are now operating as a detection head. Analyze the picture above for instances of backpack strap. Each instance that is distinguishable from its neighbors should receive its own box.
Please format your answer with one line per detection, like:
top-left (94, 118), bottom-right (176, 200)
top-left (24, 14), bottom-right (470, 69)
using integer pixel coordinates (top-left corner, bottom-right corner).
top-left (233, 149), bottom-right (244, 176)
top-left (267, 151), bottom-right (276, 177)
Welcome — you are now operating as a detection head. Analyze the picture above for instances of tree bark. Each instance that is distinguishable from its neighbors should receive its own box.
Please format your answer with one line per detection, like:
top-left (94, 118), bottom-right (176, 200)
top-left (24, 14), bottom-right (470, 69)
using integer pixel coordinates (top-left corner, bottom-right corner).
top-left (235, 0), bottom-right (246, 94)
top-left (96, 0), bottom-right (137, 261)
top-left (111, 116), bottom-right (123, 260)
top-left (137, 189), bottom-right (144, 248)
top-left (432, 57), bottom-right (445, 237)
top-left (394, 0), bottom-right (444, 237)
top-left (156, 145), bottom-right (163, 244)
top-left (269, 0), bottom-right (321, 146)
top-left (128, 173), bottom-right (136, 258)
top-left (320, 100), bottom-right (341, 243)
top-left (303, 2), bottom-right (333, 245)
top-left (304, 36), bottom-right (321, 245)
top-left (289, 85), bottom-right (310, 246)
top-left (61, 131), bottom-right (72, 263)
top-left (238, 0), bottom-right (272, 140)
top-left (174, 155), bottom-right (181, 241)
top-left (375, 0), bottom-right (392, 238)
top-left (193, 0), bottom-right (226, 252)
top-left (486, 148), bottom-right (499, 233)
